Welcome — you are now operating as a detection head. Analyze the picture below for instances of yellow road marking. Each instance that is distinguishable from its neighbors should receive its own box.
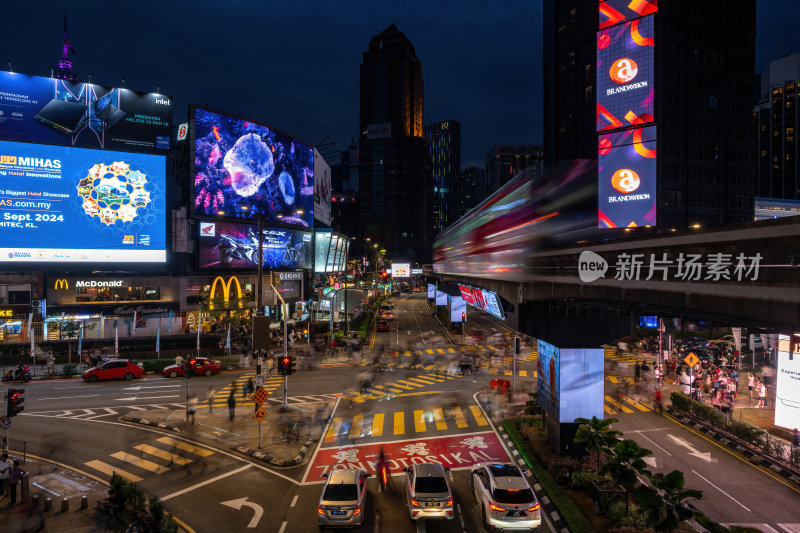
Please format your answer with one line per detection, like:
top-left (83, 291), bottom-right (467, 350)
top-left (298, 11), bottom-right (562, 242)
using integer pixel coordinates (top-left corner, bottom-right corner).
top-left (110, 452), bottom-right (170, 474)
top-left (325, 417), bottom-right (343, 442)
top-left (414, 410), bottom-right (426, 432)
top-left (394, 412), bottom-right (405, 434)
top-left (604, 405), bottom-right (618, 415)
top-left (469, 405), bottom-right (489, 426)
top-left (84, 460), bottom-right (142, 483)
top-left (395, 380), bottom-right (423, 388)
top-left (432, 408), bottom-right (447, 430)
top-left (371, 414), bottom-right (384, 437)
top-left (622, 397), bottom-right (651, 411)
top-left (452, 406), bottom-right (468, 428)
top-left (373, 385), bottom-right (405, 393)
top-left (133, 444), bottom-right (192, 465)
top-left (437, 349), bottom-right (445, 354)
top-left (424, 364), bottom-right (436, 370)
top-left (605, 396), bottom-right (634, 413)
top-left (426, 349), bottom-right (434, 354)
top-left (519, 370), bottom-right (527, 377)
top-left (349, 415), bottom-right (364, 439)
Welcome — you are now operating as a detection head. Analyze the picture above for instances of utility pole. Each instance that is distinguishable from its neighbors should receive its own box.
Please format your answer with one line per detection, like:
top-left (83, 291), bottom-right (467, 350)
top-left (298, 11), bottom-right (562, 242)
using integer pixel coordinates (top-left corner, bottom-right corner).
top-left (270, 276), bottom-right (289, 407)
top-left (256, 215), bottom-right (264, 316)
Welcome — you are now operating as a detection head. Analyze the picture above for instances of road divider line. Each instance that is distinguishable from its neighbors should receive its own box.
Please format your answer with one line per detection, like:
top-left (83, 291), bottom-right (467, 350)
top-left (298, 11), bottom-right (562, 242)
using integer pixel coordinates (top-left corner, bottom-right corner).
top-left (278, 521), bottom-right (287, 533)
top-left (84, 460), bottom-right (142, 483)
top-left (634, 431), bottom-right (672, 457)
top-left (691, 469), bottom-right (751, 512)
top-left (290, 494), bottom-right (298, 508)
top-left (161, 464), bottom-right (252, 501)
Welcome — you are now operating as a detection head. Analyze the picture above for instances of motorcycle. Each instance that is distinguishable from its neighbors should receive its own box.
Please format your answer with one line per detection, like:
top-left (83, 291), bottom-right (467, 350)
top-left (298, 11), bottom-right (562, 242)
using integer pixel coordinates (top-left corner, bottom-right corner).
top-left (217, 232), bottom-right (257, 265)
top-left (2, 365), bottom-right (31, 383)
top-left (217, 231), bottom-right (305, 268)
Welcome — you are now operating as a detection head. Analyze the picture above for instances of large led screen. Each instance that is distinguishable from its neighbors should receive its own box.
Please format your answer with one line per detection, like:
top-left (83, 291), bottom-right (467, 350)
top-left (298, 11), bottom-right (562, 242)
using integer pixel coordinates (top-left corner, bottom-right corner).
top-left (313, 149), bottom-right (331, 227)
top-left (197, 220), bottom-right (311, 270)
top-left (427, 283), bottom-right (435, 299)
top-left (537, 340), bottom-right (559, 419)
top-left (0, 72), bottom-right (172, 153)
top-left (435, 290), bottom-right (448, 306)
top-left (559, 348), bottom-right (605, 423)
top-left (598, 125), bottom-right (656, 228)
top-left (596, 14), bottom-right (654, 132)
top-left (0, 140), bottom-right (166, 262)
top-left (450, 296), bottom-right (466, 323)
top-left (391, 263), bottom-right (410, 278)
top-left (599, 0), bottom-right (657, 30)
top-left (192, 107), bottom-right (314, 227)
top-left (458, 285), bottom-right (504, 319)
top-left (776, 335), bottom-right (800, 430)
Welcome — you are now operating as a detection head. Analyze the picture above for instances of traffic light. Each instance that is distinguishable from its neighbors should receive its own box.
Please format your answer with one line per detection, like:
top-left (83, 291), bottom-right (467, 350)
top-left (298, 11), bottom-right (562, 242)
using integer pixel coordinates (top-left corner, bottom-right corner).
top-left (279, 355), bottom-right (294, 376)
top-left (302, 328), bottom-right (309, 339)
top-left (7, 388), bottom-right (24, 417)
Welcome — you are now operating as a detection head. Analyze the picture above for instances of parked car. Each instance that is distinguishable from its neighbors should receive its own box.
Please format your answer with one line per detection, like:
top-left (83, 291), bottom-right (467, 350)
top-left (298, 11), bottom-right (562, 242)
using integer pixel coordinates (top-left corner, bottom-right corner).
top-left (318, 469), bottom-right (370, 529)
top-left (377, 320), bottom-right (390, 332)
top-left (404, 463), bottom-right (454, 521)
top-left (162, 357), bottom-right (222, 378)
top-left (472, 463), bottom-right (541, 531)
top-left (83, 360), bottom-right (144, 383)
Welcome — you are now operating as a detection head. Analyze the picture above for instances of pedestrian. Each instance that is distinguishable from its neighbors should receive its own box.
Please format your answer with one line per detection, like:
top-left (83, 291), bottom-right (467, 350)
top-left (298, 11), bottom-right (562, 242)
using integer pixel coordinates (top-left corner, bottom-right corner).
top-left (793, 428), bottom-right (800, 447)
top-left (266, 355), bottom-right (275, 378)
top-left (175, 353), bottom-right (183, 367)
top-left (641, 361), bottom-right (650, 381)
top-left (186, 394), bottom-right (198, 425)
top-left (8, 459), bottom-right (26, 507)
top-left (102, 488), bottom-right (124, 521)
top-left (0, 453), bottom-right (11, 499)
top-left (748, 372), bottom-right (755, 399)
top-left (757, 379), bottom-right (767, 408)
top-left (243, 377), bottom-right (254, 398)
top-left (227, 390), bottom-right (236, 421)
top-left (634, 361), bottom-right (641, 382)
top-left (206, 386), bottom-right (215, 415)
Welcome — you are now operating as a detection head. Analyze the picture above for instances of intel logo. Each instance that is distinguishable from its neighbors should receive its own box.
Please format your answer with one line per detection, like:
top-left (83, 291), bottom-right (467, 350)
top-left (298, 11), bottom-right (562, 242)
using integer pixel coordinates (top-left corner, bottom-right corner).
top-left (578, 251), bottom-right (608, 283)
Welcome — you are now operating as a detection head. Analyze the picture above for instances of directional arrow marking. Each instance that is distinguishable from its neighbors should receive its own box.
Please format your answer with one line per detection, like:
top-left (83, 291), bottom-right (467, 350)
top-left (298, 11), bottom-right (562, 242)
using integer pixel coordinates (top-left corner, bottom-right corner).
top-left (667, 434), bottom-right (717, 463)
top-left (114, 395), bottom-right (180, 401)
top-left (221, 497), bottom-right (263, 528)
top-left (121, 385), bottom-right (182, 391)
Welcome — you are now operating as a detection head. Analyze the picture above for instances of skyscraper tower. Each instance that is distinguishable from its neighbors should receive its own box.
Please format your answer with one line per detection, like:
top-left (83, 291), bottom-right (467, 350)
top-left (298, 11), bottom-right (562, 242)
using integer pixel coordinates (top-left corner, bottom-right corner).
top-left (54, 14), bottom-right (79, 83)
top-left (359, 24), bottom-right (431, 262)
top-left (425, 119), bottom-right (461, 234)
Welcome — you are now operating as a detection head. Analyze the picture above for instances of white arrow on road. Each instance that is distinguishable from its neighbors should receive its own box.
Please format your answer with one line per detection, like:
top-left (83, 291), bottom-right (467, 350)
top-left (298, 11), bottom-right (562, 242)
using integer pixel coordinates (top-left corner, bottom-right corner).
top-left (221, 497), bottom-right (263, 528)
top-left (114, 395), bottom-right (179, 401)
top-left (667, 434), bottom-right (717, 463)
top-left (121, 385), bottom-right (182, 391)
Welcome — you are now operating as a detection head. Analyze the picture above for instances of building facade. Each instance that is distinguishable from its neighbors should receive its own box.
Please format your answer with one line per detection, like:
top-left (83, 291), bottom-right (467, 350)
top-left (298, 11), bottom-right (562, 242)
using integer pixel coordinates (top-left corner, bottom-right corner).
top-left (453, 166), bottom-right (486, 222)
top-left (358, 24), bottom-right (431, 262)
top-left (425, 119), bottom-right (461, 234)
top-left (484, 144), bottom-right (543, 195)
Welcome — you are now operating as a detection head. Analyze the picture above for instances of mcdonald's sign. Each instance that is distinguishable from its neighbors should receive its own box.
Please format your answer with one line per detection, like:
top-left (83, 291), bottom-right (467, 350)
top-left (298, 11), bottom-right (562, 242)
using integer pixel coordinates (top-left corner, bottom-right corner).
top-left (209, 276), bottom-right (243, 310)
top-left (54, 279), bottom-right (69, 290)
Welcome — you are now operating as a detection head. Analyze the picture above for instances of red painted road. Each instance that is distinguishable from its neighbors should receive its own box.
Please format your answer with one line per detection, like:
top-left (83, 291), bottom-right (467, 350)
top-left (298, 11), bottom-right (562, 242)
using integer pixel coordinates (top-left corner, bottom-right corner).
top-left (304, 431), bottom-right (510, 482)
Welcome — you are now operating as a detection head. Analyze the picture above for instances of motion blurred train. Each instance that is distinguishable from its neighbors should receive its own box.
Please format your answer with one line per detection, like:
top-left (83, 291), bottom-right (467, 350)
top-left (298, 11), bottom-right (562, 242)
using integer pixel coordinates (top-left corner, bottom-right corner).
top-left (433, 159), bottom-right (599, 282)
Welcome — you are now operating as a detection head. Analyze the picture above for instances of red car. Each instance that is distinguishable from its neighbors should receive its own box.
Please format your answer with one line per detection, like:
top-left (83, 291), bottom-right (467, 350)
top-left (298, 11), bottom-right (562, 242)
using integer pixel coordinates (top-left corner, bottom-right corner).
top-left (162, 357), bottom-right (222, 378)
top-left (377, 320), bottom-right (390, 332)
top-left (83, 360), bottom-right (144, 382)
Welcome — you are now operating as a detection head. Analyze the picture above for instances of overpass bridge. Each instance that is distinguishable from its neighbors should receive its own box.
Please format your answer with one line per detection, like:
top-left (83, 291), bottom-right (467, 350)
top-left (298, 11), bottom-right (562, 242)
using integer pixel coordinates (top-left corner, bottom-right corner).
top-left (429, 216), bottom-right (800, 347)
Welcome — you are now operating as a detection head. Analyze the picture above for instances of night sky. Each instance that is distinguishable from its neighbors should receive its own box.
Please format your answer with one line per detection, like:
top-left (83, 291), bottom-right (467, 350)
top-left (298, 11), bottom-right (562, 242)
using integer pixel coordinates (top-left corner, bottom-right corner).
top-left (1, 0), bottom-right (796, 170)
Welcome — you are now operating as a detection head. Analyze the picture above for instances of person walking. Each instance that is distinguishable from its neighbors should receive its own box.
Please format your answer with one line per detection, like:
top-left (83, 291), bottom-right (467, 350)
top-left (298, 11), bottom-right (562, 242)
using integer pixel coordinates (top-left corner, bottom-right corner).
top-left (0, 453), bottom-right (11, 500)
top-left (266, 355), bottom-right (275, 378)
top-left (8, 459), bottom-right (26, 507)
top-left (757, 379), bottom-right (767, 408)
top-left (186, 394), bottom-right (198, 425)
top-left (175, 353), bottom-right (184, 367)
top-left (634, 361), bottom-right (641, 382)
top-left (206, 386), bottom-right (216, 415)
top-left (227, 390), bottom-right (236, 421)
top-left (748, 372), bottom-right (756, 400)
top-left (792, 428), bottom-right (800, 448)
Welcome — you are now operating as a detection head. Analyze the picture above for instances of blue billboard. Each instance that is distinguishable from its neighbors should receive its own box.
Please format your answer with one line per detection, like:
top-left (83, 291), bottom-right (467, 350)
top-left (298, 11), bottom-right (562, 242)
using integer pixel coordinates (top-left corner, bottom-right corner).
top-left (192, 107), bottom-right (314, 227)
top-left (197, 220), bottom-right (311, 270)
top-left (0, 72), bottom-right (172, 153)
top-left (0, 140), bottom-right (166, 263)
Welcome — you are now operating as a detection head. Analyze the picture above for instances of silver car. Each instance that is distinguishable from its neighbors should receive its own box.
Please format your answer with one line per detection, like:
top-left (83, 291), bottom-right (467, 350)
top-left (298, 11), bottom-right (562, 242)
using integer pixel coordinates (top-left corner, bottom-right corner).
top-left (472, 463), bottom-right (541, 531)
top-left (403, 463), bottom-right (454, 520)
top-left (318, 469), bottom-right (370, 529)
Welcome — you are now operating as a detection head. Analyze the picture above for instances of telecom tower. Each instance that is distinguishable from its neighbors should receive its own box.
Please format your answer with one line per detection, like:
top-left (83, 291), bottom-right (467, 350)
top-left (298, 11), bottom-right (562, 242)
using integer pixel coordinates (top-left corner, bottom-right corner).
top-left (53, 13), bottom-right (79, 83)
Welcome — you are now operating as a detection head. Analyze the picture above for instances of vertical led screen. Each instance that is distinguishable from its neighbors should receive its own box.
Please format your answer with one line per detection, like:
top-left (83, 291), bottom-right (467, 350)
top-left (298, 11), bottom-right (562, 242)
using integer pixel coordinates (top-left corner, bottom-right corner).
top-left (599, 0), bottom-right (657, 30)
top-left (596, 15), bottom-right (655, 132)
top-left (313, 148), bottom-right (331, 226)
top-left (598, 125), bottom-right (657, 227)
top-left (537, 340), bottom-right (559, 419)
top-left (314, 230), bottom-right (332, 273)
top-left (558, 348), bottom-right (605, 423)
top-left (192, 107), bottom-right (314, 227)
top-left (776, 335), bottom-right (800, 430)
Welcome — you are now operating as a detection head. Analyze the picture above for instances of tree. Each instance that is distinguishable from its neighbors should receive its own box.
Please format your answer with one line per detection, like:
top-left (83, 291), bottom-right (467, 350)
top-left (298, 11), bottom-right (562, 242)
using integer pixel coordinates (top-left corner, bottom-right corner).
top-left (600, 439), bottom-right (652, 513)
top-left (574, 416), bottom-right (622, 471)
top-left (635, 470), bottom-right (702, 532)
top-left (60, 320), bottom-right (81, 366)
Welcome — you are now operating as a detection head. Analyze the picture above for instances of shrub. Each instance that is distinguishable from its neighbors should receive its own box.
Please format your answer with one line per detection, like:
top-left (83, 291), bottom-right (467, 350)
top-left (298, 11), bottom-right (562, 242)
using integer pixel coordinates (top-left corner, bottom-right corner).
top-left (61, 363), bottom-right (77, 378)
top-left (160, 516), bottom-right (179, 533)
top-left (140, 359), bottom-right (174, 373)
top-left (547, 455), bottom-right (581, 482)
top-left (670, 392), bottom-right (692, 412)
top-left (607, 501), bottom-right (648, 528)
top-left (570, 470), bottom-right (606, 490)
top-left (149, 496), bottom-right (164, 523)
top-left (726, 419), bottom-right (765, 445)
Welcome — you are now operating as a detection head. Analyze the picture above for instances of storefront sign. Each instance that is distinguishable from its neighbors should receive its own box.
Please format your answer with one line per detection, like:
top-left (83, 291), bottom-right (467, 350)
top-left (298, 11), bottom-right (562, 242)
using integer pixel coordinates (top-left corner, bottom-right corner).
top-left (209, 276), bottom-right (243, 310)
top-left (52, 278), bottom-right (129, 290)
top-left (48, 302), bottom-right (180, 317)
top-left (278, 272), bottom-right (303, 280)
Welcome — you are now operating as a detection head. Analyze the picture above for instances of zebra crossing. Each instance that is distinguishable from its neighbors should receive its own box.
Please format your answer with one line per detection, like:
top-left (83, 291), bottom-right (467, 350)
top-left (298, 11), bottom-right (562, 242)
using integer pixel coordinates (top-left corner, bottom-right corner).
top-left (604, 393), bottom-right (653, 415)
top-left (603, 346), bottom-right (656, 365)
top-left (84, 435), bottom-right (215, 483)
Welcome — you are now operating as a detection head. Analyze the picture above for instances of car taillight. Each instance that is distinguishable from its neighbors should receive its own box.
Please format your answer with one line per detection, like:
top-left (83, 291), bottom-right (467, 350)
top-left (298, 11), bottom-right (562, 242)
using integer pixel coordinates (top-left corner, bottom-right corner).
top-left (527, 503), bottom-right (540, 512)
top-left (411, 498), bottom-right (420, 507)
top-left (317, 506), bottom-right (325, 515)
top-left (353, 506), bottom-right (361, 515)
top-left (489, 502), bottom-right (505, 512)
top-left (446, 497), bottom-right (453, 506)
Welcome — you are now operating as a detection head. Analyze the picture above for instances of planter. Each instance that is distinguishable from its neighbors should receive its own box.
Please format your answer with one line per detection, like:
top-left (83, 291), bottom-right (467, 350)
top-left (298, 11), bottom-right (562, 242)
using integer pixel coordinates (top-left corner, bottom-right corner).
top-left (589, 479), bottom-right (626, 514)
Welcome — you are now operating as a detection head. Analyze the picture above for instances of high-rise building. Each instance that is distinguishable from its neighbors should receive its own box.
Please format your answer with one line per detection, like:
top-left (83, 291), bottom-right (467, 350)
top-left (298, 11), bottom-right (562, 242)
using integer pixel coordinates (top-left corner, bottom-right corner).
top-left (755, 52), bottom-right (800, 201)
top-left (485, 145), bottom-right (544, 194)
top-left (544, 0), bottom-right (755, 230)
top-left (358, 24), bottom-right (431, 261)
top-left (425, 120), bottom-right (461, 234)
top-left (454, 166), bottom-right (486, 220)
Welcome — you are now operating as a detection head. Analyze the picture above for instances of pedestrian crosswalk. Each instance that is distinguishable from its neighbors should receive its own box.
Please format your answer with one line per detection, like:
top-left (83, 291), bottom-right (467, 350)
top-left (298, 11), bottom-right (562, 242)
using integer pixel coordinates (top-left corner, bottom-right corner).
top-left (604, 393), bottom-right (653, 415)
top-left (84, 435), bottom-right (215, 483)
top-left (323, 404), bottom-right (490, 442)
top-left (198, 373), bottom-right (285, 408)
top-left (603, 346), bottom-right (656, 366)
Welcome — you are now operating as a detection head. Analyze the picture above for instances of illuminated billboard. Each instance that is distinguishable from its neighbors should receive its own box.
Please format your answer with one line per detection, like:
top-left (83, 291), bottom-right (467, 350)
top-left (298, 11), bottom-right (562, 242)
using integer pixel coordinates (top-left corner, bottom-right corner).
top-left (596, 14), bottom-right (654, 132)
top-left (598, 125), bottom-right (656, 228)
top-left (537, 340), bottom-right (559, 418)
top-left (391, 263), bottom-right (410, 278)
top-left (428, 283), bottom-right (435, 299)
top-left (313, 149), bottom-right (331, 227)
top-left (537, 339), bottom-right (604, 423)
top-left (776, 335), bottom-right (800, 430)
top-left (197, 220), bottom-right (311, 270)
top-left (0, 139), bottom-right (166, 263)
top-left (313, 230), bottom-right (347, 272)
top-left (458, 285), bottom-right (504, 319)
top-left (450, 296), bottom-right (466, 323)
top-left (0, 72), bottom-right (172, 153)
top-left (314, 231), bottom-right (332, 273)
top-left (599, 0), bottom-right (657, 30)
top-left (435, 290), bottom-right (448, 306)
top-left (192, 107), bottom-right (314, 227)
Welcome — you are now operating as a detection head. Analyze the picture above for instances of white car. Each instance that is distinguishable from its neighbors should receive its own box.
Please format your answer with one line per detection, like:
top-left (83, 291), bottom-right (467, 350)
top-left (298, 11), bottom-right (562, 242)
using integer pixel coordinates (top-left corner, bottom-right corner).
top-left (472, 463), bottom-right (541, 531)
top-left (403, 463), bottom-right (454, 520)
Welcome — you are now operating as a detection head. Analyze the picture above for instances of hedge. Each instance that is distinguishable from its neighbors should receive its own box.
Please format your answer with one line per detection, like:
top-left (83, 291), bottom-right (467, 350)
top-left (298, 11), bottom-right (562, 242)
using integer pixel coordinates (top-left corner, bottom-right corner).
top-left (503, 417), bottom-right (593, 533)
top-left (670, 392), bottom-right (765, 445)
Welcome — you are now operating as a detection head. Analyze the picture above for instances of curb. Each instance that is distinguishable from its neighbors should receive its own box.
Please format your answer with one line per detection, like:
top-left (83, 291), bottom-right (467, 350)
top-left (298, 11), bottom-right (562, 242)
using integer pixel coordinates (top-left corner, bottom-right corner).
top-left (235, 439), bottom-right (317, 466)
top-left (121, 414), bottom-right (181, 432)
top-left (666, 407), bottom-right (800, 486)
top-left (496, 425), bottom-right (570, 533)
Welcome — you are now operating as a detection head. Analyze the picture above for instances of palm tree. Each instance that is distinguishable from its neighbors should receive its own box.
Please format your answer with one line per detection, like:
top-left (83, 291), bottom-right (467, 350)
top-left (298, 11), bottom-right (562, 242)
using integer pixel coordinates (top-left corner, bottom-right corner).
top-left (635, 470), bottom-right (702, 532)
top-left (600, 439), bottom-right (652, 513)
top-left (574, 416), bottom-right (622, 471)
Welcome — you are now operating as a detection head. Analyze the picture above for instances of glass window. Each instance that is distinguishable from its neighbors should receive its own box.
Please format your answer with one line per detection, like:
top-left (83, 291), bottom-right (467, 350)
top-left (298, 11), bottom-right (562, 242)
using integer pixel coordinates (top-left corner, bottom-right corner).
top-left (323, 483), bottom-right (357, 501)
top-left (415, 476), bottom-right (448, 493)
top-left (493, 488), bottom-right (535, 504)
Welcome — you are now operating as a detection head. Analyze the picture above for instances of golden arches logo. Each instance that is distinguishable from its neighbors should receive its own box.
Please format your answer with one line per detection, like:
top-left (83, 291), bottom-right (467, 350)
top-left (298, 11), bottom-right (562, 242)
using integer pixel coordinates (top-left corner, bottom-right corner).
top-left (54, 279), bottom-right (69, 290)
top-left (209, 276), bottom-right (243, 310)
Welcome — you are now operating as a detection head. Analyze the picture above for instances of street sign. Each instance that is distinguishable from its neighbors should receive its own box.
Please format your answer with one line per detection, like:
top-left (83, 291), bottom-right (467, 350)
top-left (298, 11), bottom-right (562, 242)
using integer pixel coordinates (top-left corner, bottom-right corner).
top-left (0, 415), bottom-right (10, 430)
top-left (253, 407), bottom-right (266, 422)
top-left (684, 352), bottom-right (700, 368)
top-left (251, 387), bottom-right (269, 406)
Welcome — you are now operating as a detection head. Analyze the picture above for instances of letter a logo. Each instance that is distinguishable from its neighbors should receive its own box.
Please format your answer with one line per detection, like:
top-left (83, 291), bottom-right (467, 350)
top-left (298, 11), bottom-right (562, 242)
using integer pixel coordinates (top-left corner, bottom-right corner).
top-left (611, 169), bottom-right (641, 194)
top-left (610, 58), bottom-right (638, 84)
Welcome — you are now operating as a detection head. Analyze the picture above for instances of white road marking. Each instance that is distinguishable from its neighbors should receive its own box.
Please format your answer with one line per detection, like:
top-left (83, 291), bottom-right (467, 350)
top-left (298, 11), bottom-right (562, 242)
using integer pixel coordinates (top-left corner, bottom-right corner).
top-left (36, 394), bottom-right (101, 401)
top-left (277, 521), bottom-right (287, 533)
top-left (416, 517), bottom-right (426, 532)
top-left (691, 470), bottom-right (751, 512)
top-left (161, 464), bottom-right (252, 501)
top-left (723, 526), bottom-right (781, 533)
top-left (778, 525), bottom-right (800, 533)
top-left (457, 503), bottom-right (465, 528)
top-left (635, 430), bottom-right (672, 456)
top-left (290, 494), bottom-right (298, 508)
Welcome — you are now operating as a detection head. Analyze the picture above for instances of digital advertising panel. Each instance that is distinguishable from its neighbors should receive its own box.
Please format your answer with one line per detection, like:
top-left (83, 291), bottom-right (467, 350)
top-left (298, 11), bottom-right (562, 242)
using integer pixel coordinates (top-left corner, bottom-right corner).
top-left (558, 348), bottom-right (605, 423)
top-left (596, 14), bottom-right (654, 132)
top-left (314, 230), bottom-right (332, 273)
top-left (0, 72), bottom-right (172, 153)
top-left (599, 0), bottom-right (657, 30)
top-left (313, 148), bottom-right (331, 227)
top-left (450, 296), bottom-right (466, 323)
top-left (458, 285), bottom-right (504, 319)
top-left (775, 335), bottom-right (800, 430)
top-left (598, 125), bottom-right (656, 228)
top-left (197, 220), bottom-right (311, 270)
top-left (435, 290), bottom-right (448, 306)
top-left (537, 340), bottom-right (560, 419)
top-left (391, 263), bottom-right (410, 278)
top-left (0, 139), bottom-right (166, 263)
top-left (427, 283), bottom-right (435, 299)
top-left (192, 107), bottom-right (314, 227)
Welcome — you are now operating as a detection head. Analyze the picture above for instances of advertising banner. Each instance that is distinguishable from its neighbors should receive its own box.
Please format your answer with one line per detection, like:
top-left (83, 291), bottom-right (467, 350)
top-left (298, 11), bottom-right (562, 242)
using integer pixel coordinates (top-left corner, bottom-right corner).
top-left (313, 149), bottom-right (331, 226)
top-left (192, 107), bottom-right (314, 227)
top-left (0, 72), bottom-right (172, 153)
top-left (0, 139), bottom-right (166, 263)
top-left (596, 14), bottom-right (654, 132)
top-left (391, 263), bottom-right (410, 278)
top-left (598, 125), bottom-right (657, 228)
top-left (776, 335), bottom-right (800, 430)
top-left (427, 283), bottom-right (435, 299)
top-left (435, 290), bottom-right (448, 306)
top-left (197, 220), bottom-right (312, 270)
top-left (458, 285), bottom-right (504, 319)
top-left (450, 296), bottom-right (466, 323)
